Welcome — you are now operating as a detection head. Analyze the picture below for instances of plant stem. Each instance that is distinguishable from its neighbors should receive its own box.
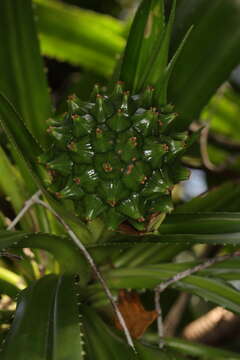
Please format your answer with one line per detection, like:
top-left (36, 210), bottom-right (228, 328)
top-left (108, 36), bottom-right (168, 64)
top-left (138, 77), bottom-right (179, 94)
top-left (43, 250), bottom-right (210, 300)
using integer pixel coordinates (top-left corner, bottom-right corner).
top-left (154, 289), bottom-right (164, 348)
top-left (164, 292), bottom-right (190, 337)
top-left (6, 190), bottom-right (136, 351)
top-left (35, 198), bottom-right (136, 352)
top-left (155, 251), bottom-right (240, 348)
top-left (7, 190), bottom-right (42, 230)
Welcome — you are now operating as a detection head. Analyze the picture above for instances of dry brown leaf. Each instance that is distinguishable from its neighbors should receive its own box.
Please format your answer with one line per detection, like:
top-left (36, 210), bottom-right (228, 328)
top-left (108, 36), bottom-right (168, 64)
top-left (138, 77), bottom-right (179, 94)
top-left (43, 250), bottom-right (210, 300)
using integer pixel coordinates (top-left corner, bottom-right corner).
top-left (114, 289), bottom-right (157, 339)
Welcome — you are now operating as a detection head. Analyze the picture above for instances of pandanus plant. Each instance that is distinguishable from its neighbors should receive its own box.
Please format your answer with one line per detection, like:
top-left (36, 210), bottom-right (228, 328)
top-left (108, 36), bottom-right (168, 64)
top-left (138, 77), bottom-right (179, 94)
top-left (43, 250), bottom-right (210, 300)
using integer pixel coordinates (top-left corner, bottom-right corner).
top-left (1, 0), bottom-right (240, 359)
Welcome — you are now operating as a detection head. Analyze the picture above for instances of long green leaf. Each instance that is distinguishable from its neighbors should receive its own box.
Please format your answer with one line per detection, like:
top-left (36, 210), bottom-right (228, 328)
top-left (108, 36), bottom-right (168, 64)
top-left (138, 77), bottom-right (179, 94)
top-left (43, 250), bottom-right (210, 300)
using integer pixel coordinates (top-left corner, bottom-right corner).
top-left (113, 243), bottom-right (185, 268)
top-left (166, 337), bottom-right (240, 360)
top-left (168, 0), bottom-right (240, 131)
top-left (108, 259), bottom-right (240, 285)
top-left (50, 276), bottom-right (85, 360)
top-left (0, 231), bottom-right (85, 274)
top-left (108, 231), bottom-right (240, 246)
top-left (1, 275), bottom-right (84, 360)
top-left (102, 212), bottom-right (240, 246)
top-left (0, 94), bottom-right (92, 243)
top-left (156, 25), bottom-right (193, 105)
top-left (0, 93), bottom-right (42, 175)
top-left (0, 0), bottom-right (51, 146)
top-left (105, 268), bottom-right (240, 314)
top-left (161, 213), bottom-right (240, 234)
top-left (120, 0), bottom-right (165, 92)
top-left (34, 0), bottom-right (125, 77)
top-left (147, 0), bottom-right (176, 90)
top-left (0, 146), bottom-right (26, 212)
top-left (175, 182), bottom-right (240, 213)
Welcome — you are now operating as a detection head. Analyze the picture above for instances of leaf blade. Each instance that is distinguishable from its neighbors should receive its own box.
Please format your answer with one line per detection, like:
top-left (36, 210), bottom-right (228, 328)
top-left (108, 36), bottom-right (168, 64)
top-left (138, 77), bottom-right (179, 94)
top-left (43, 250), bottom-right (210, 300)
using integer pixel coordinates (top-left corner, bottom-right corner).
top-left (105, 268), bottom-right (240, 314)
top-left (168, 0), bottom-right (240, 130)
top-left (166, 337), bottom-right (240, 360)
top-left (0, 0), bottom-right (51, 146)
top-left (1, 275), bottom-right (84, 360)
top-left (0, 230), bottom-right (85, 274)
top-left (120, 0), bottom-right (165, 92)
top-left (34, 0), bottom-right (125, 77)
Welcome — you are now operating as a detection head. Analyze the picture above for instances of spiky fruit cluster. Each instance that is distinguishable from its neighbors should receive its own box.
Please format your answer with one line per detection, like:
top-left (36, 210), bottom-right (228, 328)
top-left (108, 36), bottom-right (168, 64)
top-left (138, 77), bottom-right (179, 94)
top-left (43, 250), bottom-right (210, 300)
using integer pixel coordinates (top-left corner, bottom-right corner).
top-left (39, 82), bottom-right (191, 230)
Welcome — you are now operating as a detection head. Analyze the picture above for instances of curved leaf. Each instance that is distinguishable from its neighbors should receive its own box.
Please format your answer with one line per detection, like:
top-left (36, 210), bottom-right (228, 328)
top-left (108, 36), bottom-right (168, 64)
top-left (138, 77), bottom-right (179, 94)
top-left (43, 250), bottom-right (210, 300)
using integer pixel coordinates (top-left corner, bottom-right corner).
top-left (0, 0), bottom-right (51, 146)
top-left (105, 268), bottom-right (240, 314)
top-left (0, 94), bottom-right (92, 243)
top-left (168, 0), bottom-right (240, 131)
top-left (1, 275), bottom-right (84, 360)
top-left (0, 231), bottom-right (85, 274)
top-left (0, 94), bottom-right (42, 163)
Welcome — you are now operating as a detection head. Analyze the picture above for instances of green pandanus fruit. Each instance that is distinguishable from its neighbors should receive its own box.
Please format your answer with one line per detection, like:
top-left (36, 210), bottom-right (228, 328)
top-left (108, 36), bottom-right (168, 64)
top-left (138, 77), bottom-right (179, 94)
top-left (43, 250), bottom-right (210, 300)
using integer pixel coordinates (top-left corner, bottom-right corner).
top-left (38, 82), bottom-right (193, 231)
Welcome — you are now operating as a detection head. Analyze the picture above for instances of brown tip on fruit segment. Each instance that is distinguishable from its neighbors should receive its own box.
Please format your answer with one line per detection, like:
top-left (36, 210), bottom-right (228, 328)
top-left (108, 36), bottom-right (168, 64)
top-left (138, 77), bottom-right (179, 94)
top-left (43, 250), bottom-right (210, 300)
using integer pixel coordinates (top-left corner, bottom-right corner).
top-left (103, 162), bottom-right (113, 172)
top-left (73, 177), bottom-right (81, 184)
top-left (138, 217), bottom-right (145, 223)
top-left (55, 192), bottom-right (62, 199)
top-left (72, 114), bottom-right (79, 120)
top-left (162, 144), bottom-right (169, 151)
top-left (68, 94), bottom-right (77, 101)
top-left (96, 128), bottom-right (102, 135)
top-left (140, 176), bottom-right (147, 184)
top-left (126, 164), bottom-right (134, 175)
top-left (108, 200), bottom-right (117, 207)
top-left (67, 142), bottom-right (76, 151)
top-left (47, 169), bottom-right (57, 178)
top-left (129, 137), bottom-right (138, 147)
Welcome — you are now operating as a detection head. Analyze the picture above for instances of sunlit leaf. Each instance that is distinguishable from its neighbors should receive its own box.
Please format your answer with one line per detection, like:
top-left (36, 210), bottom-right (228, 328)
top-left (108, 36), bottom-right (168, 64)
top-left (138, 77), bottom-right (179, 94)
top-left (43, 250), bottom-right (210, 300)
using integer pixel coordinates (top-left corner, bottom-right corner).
top-left (1, 275), bottom-right (84, 360)
top-left (34, 0), bottom-right (125, 77)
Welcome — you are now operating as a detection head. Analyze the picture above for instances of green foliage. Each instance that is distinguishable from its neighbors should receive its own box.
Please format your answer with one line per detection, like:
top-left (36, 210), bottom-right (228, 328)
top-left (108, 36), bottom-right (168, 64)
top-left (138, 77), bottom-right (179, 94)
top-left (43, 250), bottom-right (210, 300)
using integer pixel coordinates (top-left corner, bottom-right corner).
top-left (0, 0), bottom-right (51, 146)
top-left (34, 0), bottom-right (125, 77)
top-left (168, 0), bottom-right (240, 131)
